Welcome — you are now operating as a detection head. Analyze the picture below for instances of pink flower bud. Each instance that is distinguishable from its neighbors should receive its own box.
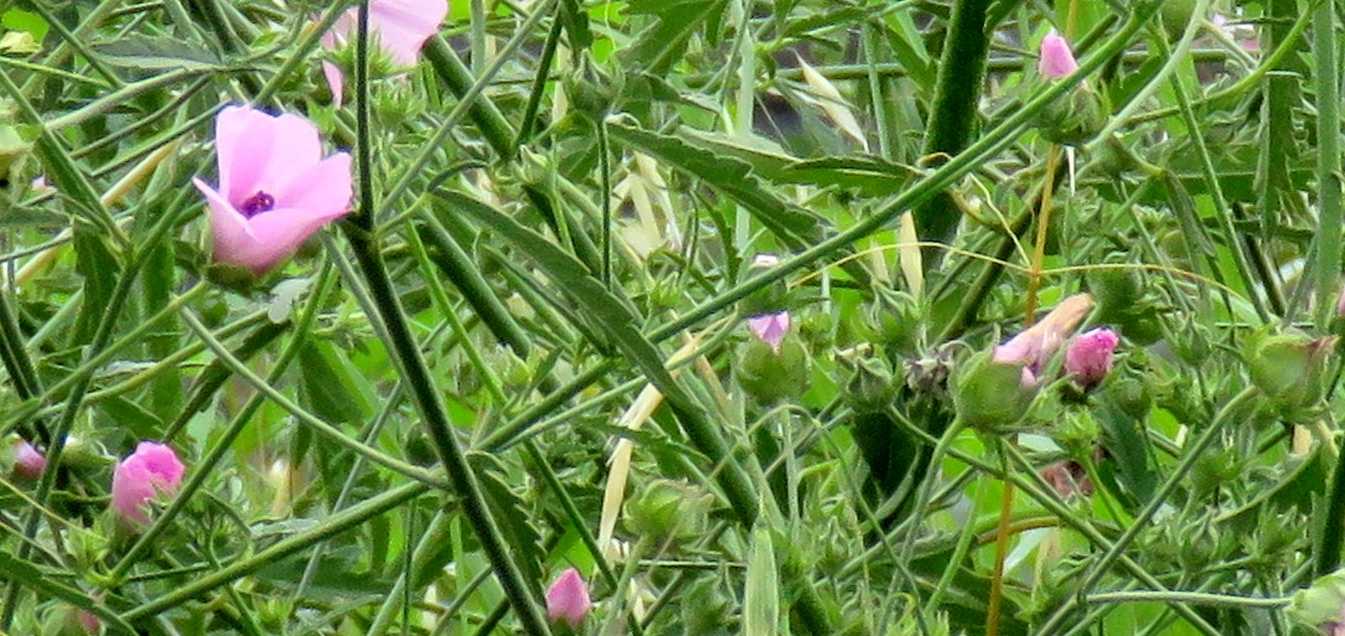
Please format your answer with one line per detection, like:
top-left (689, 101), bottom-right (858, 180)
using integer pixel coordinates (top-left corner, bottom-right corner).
top-left (992, 294), bottom-right (1094, 387)
top-left (1065, 328), bottom-right (1119, 388)
top-left (12, 438), bottom-right (45, 480)
top-left (1337, 284), bottom-right (1345, 319)
top-left (193, 106), bottom-right (353, 275)
top-left (747, 311), bottom-right (791, 354)
top-left (1038, 31), bottom-right (1079, 79)
top-left (111, 442), bottom-right (185, 527)
top-left (545, 568), bottom-right (591, 629)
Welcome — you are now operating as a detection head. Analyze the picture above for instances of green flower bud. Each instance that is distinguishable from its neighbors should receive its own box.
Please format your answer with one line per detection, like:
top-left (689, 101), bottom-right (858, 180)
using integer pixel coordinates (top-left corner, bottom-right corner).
top-left (736, 253), bottom-right (789, 317)
top-left (1086, 261), bottom-right (1141, 324)
top-left (952, 350), bottom-right (1035, 430)
top-left (626, 479), bottom-right (709, 543)
top-left (1053, 410), bottom-right (1100, 458)
top-left (1245, 331), bottom-right (1337, 411)
top-left (1290, 569), bottom-right (1345, 631)
top-left (1036, 85), bottom-right (1108, 146)
top-left (866, 290), bottom-right (920, 355)
top-left (843, 354), bottom-right (901, 414)
top-left (0, 123), bottom-right (32, 189)
top-left (736, 333), bottom-right (810, 405)
top-left (1105, 373), bottom-right (1153, 421)
top-left (1159, 0), bottom-right (1200, 41)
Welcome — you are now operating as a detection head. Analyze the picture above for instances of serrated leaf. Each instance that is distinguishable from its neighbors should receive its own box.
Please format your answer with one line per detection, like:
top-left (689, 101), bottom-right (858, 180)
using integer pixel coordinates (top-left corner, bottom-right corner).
top-left (623, 0), bottom-right (725, 75)
top-left (605, 116), bottom-right (826, 244)
top-left (95, 35), bottom-right (221, 70)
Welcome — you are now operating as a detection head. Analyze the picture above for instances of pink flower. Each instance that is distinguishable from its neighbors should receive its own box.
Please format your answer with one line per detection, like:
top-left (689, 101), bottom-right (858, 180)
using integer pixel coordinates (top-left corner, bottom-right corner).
top-left (193, 106), bottom-right (352, 275)
top-left (993, 293), bottom-right (1094, 388)
top-left (748, 311), bottom-right (790, 354)
top-left (321, 0), bottom-right (449, 107)
top-left (545, 568), bottom-right (591, 629)
top-left (1040, 460), bottom-right (1093, 498)
top-left (1038, 31), bottom-right (1079, 79)
top-left (1065, 328), bottom-right (1119, 388)
top-left (12, 438), bottom-right (45, 480)
top-left (111, 442), bottom-right (185, 527)
top-left (77, 609), bottom-right (100, 634)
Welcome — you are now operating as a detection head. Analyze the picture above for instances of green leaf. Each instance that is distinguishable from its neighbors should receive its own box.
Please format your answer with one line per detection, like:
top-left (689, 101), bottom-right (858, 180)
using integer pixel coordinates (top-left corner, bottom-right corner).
top-left (742, 524), bottom-right (779, 636)
top-left (623, 0), bottom-right (726, 75)
top-left (99, 396), bottom-right (165, 440)
top-left (2, 9), bottom-right (48, 42)
top-left (70, 227), bottom-right (120, 346)
top-left (298, 341), bottom-right (377, 424)
top-left (605, 116), bottom-right (827, 243)
top-left (94, 35), bottom-right (222, 70)
top-left (0, 553), bottom-right (138, 635)
top-left (468, 452), bottom-right (546, 589)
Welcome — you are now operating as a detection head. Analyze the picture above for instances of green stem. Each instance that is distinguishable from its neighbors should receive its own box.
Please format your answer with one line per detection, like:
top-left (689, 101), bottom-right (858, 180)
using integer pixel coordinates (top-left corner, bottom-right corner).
top-left (1317, 414), bottom-right (1345, 576)
top-left (343, 6), bottom-right (551, 627)
top-left (1085, 591), bottom-right (1290, 609)
top-left (1313, 0), bottom-right (1342, 329)
top-left (913, 0), bottom-right (992, 261)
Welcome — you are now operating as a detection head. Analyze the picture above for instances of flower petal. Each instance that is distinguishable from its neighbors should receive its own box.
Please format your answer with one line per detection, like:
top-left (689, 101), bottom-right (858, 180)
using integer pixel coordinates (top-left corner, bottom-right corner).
top-left (240, 206), bottom-right (348, 274)
top-left (370, 0), bottom-right (448, 66)
top-left (275, 152), bottom-right (353, 217)
top-left (194, 178), bottom-right (259, 269)
top-left (323, 61), bottom-right (345, 108)
top-left (215, 107), bottom-right (325, 205)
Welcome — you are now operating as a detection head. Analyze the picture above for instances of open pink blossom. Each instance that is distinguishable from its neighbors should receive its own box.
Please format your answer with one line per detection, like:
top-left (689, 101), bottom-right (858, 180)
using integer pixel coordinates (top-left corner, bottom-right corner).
top-left (111, 442), bottom-right (185, 527)
top-left (193, 106), bottom-right (352, 275)
top-left (1038, 31), bottom-right (1079, 79)
top-left (321, 0), bottom-right (449, 107)
top-left (993, 293), bottom-right (1094, 388)
top-left (11, 438), bottom-right (45, 480)
top-left (748, 311), bottom-right (790, 354)
top-left (1065, 328), bottom-right (1119, 388)
top-left (546, 568), bottom-right (591, 629)
top-left (77, 609), bottom-right (100, 635)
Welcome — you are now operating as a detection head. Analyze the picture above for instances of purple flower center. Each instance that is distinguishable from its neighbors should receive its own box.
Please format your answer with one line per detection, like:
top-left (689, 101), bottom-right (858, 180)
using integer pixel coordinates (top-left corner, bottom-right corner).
top-left (239, 191), bottom-right (276, 217)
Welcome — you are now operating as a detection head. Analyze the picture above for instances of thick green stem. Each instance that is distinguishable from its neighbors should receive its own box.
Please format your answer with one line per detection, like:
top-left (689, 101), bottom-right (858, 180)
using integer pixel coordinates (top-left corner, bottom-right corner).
top-left (913, 0), bottom-right (993, 264)
top-left (1313, 0), bottom-right (1342, 329)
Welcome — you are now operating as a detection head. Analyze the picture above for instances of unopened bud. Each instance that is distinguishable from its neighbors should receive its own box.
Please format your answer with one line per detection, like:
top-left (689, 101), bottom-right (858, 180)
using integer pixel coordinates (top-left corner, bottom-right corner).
top-left (1246, 331), bottom-right (1336, 411)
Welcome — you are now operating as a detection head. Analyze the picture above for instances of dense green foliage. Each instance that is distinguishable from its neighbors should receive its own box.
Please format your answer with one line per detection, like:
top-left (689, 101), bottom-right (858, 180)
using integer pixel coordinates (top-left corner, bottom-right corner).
top-left (2, 0), bottom-right (1345, 635)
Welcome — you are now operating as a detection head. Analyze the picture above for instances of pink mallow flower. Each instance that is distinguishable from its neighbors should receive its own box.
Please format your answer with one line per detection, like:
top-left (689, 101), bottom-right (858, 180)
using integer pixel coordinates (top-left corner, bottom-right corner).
top-left (748, 311), bottom-right (791, 354)
top-left (1038, 31), bottom-right (1079, 79)
top-left (321, 0), bottom-right (449, 107)
top-left (11, 438), bottom-right (45, 480)
top-left (546, 568), bottom-right (591, 630)
top-left (193, 106), bottom-right (352, 276)
top-left (111, 442), bottom-right (185, 527)
top-left (993, 293), bottom-right (1094, 388)
top-left (1065, 328), bottom-right (1119, 388)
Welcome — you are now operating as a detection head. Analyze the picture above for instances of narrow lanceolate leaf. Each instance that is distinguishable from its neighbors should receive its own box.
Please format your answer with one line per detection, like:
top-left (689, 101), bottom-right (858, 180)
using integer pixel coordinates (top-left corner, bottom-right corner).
top-left (742, 524), bottom-right (779, 636)
top-left (94, 35), bottom-right (223, 70)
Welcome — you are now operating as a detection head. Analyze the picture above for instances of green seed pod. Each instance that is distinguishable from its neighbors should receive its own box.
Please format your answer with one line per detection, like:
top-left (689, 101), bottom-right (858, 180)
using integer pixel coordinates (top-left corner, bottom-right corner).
top-left (1086, 260), bottom-right (1141, 324)
top-left (1105, 372), bottom-right (1153, 421)
top-left (736, 334), bottom-right (810, 405)
top-left (1245, 331), bottom-right (1337, 411)
top-left (952, 350), bottom-right (1035, 430)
